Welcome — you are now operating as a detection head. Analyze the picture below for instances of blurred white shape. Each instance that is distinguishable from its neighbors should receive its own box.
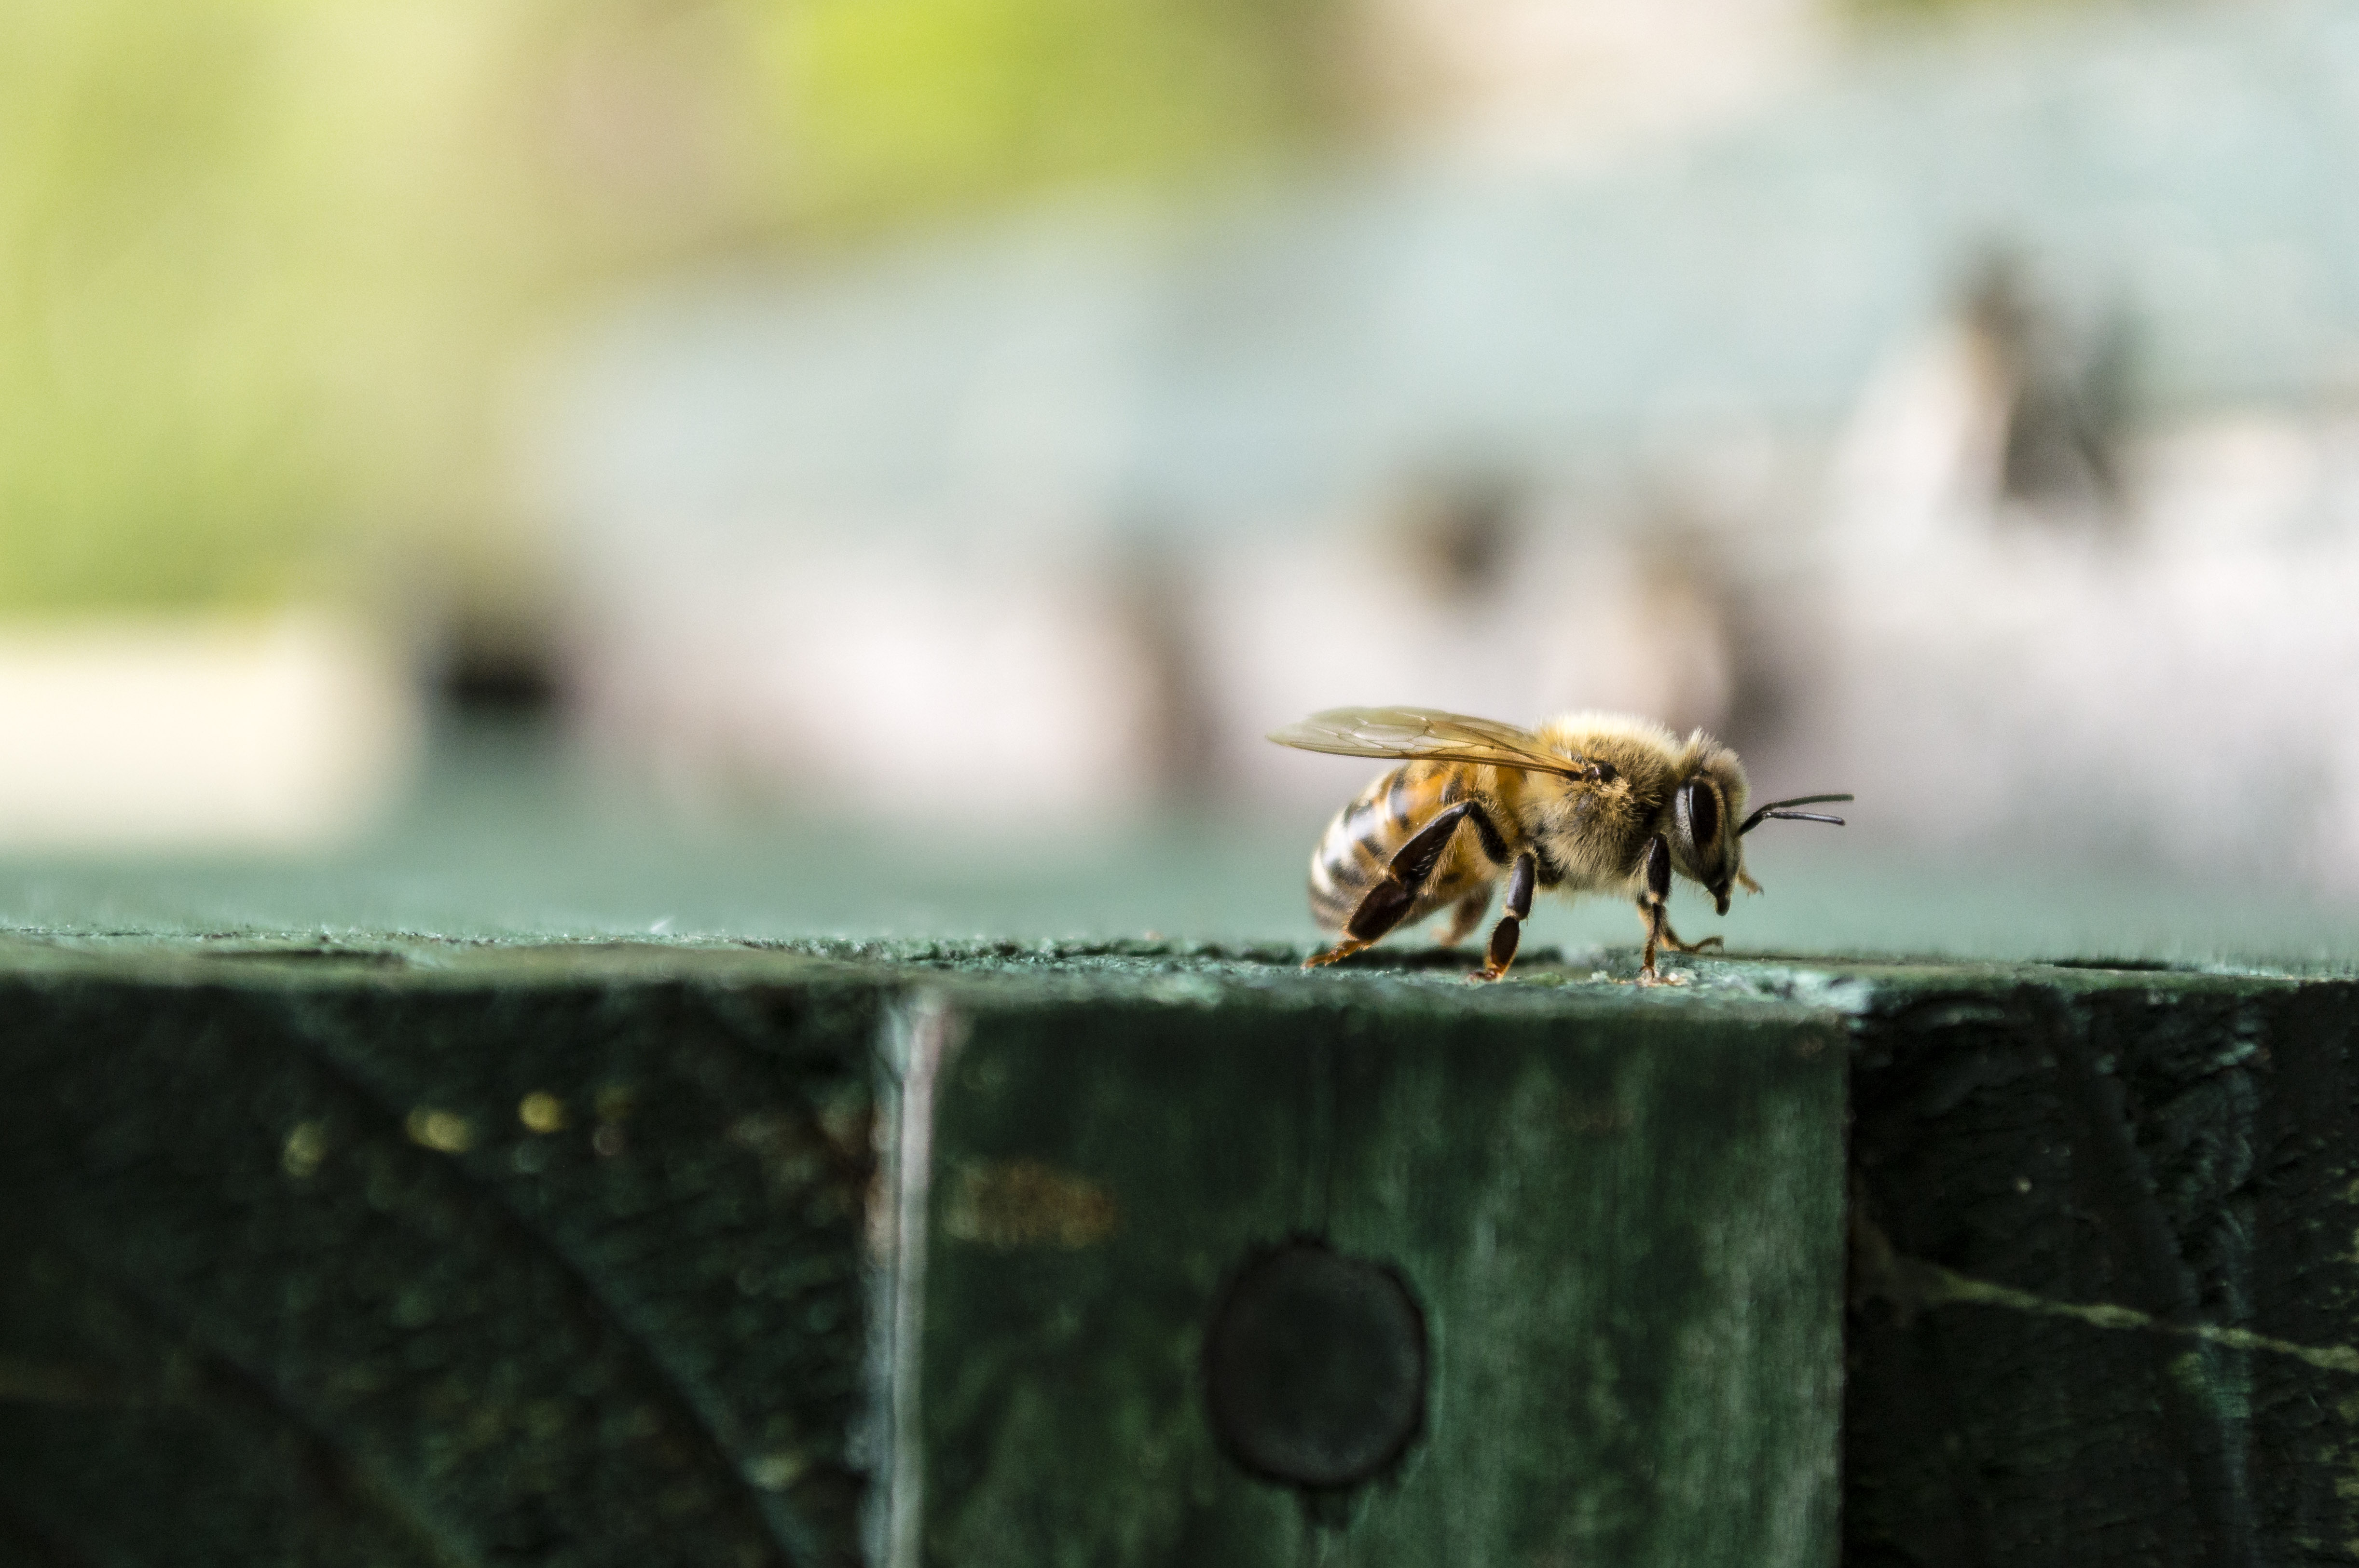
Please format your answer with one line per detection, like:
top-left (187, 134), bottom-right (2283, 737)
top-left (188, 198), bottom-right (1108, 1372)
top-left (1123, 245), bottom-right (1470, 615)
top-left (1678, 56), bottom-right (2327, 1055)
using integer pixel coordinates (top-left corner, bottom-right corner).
top-left (2138, 416), bottom-right (2330, 549)
top-left (1828, 319), bottom-right (2012, 559)
top-left (1816, 526), bottom-right (2359, 889)
top-left (1362, 0), bottom-right (1826, 167)
top-left (0, 614), bottom-right (418, 851)
top-left (573, 545), bottom-right (1158, 822)
top-left (1818, 298), bottom-right (2359, 891)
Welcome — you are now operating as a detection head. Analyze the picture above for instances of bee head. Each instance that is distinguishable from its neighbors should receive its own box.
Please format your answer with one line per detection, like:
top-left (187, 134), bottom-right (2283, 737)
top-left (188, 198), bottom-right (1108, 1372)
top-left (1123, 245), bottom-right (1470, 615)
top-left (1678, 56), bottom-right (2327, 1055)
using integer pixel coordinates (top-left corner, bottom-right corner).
top-left (1671, 755), bottom-right (1748, 915)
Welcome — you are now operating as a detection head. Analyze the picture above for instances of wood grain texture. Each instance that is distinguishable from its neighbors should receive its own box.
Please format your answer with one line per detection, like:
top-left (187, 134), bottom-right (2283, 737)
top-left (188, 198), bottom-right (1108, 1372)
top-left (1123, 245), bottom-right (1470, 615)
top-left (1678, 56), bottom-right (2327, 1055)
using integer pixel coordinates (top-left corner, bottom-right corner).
top-left (2, 933), bottom-right (2355, 1566)
top-left (1845, 965), bottom-right (2359, 1567)
top-left (0, 941), bottom-right (881, 1568)
top-left (891, 966), bottom-right (1847, 1568)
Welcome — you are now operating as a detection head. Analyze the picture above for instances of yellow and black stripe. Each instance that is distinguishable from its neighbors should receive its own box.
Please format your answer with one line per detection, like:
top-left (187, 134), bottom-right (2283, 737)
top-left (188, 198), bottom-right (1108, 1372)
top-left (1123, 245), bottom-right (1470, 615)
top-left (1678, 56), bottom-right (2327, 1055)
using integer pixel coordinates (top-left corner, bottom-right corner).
top-left (1306, 762), bottom-right (1517, 934)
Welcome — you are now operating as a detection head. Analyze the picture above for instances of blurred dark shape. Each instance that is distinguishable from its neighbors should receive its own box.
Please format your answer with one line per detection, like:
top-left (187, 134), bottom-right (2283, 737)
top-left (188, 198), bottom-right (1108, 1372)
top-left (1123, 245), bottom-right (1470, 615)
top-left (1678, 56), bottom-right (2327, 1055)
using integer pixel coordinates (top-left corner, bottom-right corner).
top-left (1964, 257), bottom-right (2131, 523)
top-left (435, 625), bottom-right (563, 722)
top-left (1398, 476), bottom-right (1518, 603)
top-left (1713, 565), bottom-right (1812, 763)
top-left (1116, 538), bottom-right (1224, 805)
top-left (1552, 513), bottom-right (1745, 743)
top-left (1623, 519), bottom-right (1763, 745)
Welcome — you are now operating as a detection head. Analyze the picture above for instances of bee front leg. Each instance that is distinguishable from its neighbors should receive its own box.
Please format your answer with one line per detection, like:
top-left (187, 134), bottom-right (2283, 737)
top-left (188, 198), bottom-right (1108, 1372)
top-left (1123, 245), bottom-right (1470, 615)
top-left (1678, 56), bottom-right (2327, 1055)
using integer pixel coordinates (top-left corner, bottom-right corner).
top-left (1305, 800), bottom-right (1474, 969)
top-left (1656, 917), bottom-right (1724, 956)
top-left (1474, 850), bottom-right (1537, 982)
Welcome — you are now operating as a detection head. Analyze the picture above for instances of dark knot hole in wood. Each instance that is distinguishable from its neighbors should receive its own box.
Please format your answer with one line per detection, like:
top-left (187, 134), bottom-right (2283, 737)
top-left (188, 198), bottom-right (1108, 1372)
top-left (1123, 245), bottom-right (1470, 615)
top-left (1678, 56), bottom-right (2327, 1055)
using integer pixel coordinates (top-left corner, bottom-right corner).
top-left (1203, 1239), bottom-right (1428, 1494)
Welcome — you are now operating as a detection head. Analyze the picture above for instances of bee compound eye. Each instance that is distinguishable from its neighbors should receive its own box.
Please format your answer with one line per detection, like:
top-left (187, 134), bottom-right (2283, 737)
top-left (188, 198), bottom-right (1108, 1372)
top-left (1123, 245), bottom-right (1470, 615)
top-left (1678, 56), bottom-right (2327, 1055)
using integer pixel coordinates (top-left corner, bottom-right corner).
top-left (1676, 780), bottom-right (1718, 854)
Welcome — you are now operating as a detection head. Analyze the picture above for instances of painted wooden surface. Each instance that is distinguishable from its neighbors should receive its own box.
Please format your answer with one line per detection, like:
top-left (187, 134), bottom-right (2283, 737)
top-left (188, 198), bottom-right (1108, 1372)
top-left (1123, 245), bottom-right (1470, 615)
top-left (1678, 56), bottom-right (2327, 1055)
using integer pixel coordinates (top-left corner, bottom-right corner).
top-left (1844, 962), bottom-right (2359, 1568)
top-left (0, 939), bottom-right (883, 1567)
top-left (0, 932), bottom-right (2352, 1565)
top-left (885, 969), bottom-right (1845, 1568)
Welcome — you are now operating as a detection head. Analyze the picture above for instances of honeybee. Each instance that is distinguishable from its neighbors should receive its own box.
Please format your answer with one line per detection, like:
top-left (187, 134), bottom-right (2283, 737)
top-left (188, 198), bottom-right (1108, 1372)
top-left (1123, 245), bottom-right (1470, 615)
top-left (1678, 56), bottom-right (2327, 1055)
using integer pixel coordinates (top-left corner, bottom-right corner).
top-left (1268, 707), bottom-right (1851, 983)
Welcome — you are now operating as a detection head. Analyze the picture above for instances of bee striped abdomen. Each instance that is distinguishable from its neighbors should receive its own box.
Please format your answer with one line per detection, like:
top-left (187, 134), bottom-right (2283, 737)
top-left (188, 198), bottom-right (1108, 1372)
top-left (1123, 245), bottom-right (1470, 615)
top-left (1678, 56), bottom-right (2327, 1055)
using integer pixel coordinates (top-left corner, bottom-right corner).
top-left (1306, 763), bottom-right (1491, 933)
top-left (1308, 765), bottom-right (1412, 930)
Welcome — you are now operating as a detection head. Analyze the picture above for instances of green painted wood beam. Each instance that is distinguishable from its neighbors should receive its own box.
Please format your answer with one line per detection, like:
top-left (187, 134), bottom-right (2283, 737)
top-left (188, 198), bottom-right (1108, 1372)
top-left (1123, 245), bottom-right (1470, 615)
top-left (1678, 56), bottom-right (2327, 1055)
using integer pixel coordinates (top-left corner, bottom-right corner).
top-left (0, 933), bottom-right (2349, 1565)
top-left (878, 956), bottom-right (1845, 1568)
top-left (1844, 961), bottom-right (2359, 1567)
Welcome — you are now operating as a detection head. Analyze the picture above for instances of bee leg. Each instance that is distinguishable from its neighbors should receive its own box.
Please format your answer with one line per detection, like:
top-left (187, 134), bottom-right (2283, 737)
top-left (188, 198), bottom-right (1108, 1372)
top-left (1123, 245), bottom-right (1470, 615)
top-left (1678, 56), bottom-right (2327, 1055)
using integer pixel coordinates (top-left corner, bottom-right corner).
top-left (1634, 834), bottom-right (1673, 984)
top-left (1304, 800), bottom-right (1474, 969)
top-left (1657, 917), bottom-right (1724, 955)
top-left (1474, 851), bottom-right (1537, 981)
top-left (1432, 888), bottom-right (1491, 949)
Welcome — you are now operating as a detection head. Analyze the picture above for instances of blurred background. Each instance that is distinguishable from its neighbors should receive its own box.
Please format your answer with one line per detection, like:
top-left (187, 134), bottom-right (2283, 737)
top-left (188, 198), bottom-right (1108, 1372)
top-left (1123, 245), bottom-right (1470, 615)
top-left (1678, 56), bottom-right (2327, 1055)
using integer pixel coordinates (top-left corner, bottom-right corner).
top-left (8, 0), bottom-right (2359, 959)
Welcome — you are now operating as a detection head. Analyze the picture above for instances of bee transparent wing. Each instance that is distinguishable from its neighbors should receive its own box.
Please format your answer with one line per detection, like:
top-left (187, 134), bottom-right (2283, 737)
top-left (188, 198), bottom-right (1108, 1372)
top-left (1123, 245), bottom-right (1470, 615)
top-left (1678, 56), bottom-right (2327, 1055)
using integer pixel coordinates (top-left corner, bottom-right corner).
top-left (1266, 707), bottom-right (1591, 778)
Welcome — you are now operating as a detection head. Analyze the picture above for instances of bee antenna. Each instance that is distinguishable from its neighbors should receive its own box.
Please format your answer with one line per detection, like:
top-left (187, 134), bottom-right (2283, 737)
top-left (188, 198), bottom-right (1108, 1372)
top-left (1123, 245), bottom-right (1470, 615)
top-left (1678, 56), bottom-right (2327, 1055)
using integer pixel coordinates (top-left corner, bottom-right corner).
top-left (1739, 793), bottom-right (1854, 836)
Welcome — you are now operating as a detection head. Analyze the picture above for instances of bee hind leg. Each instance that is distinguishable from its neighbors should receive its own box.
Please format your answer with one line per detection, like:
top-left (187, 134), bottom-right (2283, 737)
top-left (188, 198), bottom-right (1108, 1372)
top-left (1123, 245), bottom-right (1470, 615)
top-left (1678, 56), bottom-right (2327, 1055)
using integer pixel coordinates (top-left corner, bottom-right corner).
top-left (1474, 851), bottom-right (1537, 982)
top-left (1304, 800), bottom-right (1474, 969)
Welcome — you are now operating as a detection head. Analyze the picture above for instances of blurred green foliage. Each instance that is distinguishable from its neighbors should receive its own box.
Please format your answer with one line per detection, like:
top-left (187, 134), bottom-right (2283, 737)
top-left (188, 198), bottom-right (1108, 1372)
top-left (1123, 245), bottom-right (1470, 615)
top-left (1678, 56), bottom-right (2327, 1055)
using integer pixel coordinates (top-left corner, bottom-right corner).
top-left (0, 0), bottom-right (1333, 614)
top-left (0, 1), bottom-right (546, 612)
top-left (768, 0), bottom-right (1333, 227)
